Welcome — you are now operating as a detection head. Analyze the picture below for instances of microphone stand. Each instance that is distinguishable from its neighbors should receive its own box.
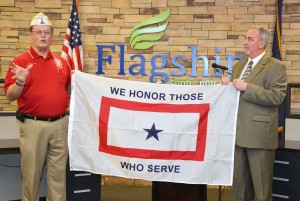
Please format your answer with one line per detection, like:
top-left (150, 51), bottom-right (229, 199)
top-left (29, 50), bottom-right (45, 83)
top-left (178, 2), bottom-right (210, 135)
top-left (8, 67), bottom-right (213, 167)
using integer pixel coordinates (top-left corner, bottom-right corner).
top-left (218, 69), bottom-right (224, 201)
top-left (211, 63), bottom-right (228, 81)
top-left (219, 68), bottom-right (228, 201)
top-left (221, 69), bottom-right (226, 80)
top-left (212, 65), bottom-right (228, 201)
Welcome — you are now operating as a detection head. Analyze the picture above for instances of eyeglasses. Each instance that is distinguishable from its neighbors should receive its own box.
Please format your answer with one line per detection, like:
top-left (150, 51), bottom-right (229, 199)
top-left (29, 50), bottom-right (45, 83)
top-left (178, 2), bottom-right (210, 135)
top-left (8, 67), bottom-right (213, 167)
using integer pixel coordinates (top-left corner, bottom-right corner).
top-left (31, 30), bottom-right (52, 35)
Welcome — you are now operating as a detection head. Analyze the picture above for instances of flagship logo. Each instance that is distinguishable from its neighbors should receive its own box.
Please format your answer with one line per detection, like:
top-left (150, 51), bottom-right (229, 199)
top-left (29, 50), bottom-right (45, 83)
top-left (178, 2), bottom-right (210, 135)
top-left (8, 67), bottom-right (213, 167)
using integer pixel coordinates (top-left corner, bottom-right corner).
top-left (129, 9), bottom-right (171, 50)
top-left (96, 8), bottom-right (243, 83)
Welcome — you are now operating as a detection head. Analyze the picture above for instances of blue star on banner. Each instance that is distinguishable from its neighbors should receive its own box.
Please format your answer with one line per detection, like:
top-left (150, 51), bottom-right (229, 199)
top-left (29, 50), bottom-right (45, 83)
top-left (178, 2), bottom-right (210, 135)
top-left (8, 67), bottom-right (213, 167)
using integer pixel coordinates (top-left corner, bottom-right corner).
top-left (143, 123), bottom-right (163, 141)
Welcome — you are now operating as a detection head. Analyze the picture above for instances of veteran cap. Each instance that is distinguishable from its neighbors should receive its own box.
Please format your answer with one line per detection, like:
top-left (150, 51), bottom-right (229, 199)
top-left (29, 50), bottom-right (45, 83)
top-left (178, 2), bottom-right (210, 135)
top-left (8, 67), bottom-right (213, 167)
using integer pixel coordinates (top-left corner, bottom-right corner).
top-left (30, 12), bottom-right (52, 27)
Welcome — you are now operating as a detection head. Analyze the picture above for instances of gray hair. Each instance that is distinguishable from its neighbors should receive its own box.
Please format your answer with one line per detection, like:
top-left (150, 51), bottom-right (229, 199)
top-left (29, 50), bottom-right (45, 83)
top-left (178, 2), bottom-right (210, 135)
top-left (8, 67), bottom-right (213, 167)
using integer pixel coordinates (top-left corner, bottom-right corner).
top-left (250, 25), bottom-right (270, 48)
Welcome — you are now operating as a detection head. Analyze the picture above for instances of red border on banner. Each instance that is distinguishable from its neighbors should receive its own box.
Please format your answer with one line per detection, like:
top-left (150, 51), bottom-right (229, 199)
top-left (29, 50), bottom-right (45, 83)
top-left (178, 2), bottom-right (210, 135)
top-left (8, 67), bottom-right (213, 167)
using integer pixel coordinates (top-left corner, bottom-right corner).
top-left (99, 96), bottom-right (209, 161)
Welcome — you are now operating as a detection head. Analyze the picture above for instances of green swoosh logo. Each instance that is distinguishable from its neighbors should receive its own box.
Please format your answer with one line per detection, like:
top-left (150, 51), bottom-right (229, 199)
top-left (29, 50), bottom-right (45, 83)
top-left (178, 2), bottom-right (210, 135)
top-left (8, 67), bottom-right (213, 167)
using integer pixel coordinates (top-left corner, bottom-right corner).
top-left (130, 8), bottom-right (171, 50)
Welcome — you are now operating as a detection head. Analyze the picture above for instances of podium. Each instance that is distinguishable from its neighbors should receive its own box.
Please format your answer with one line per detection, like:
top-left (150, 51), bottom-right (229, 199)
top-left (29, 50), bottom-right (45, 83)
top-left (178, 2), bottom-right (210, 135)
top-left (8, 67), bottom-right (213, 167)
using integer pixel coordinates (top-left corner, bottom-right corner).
top-left (152, 181), bottom-right (207, 201)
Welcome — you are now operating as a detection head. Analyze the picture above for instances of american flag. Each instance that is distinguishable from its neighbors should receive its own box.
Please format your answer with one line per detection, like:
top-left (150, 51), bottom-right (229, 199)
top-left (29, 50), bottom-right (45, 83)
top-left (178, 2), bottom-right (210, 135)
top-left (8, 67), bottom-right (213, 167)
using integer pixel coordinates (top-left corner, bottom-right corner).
top-left (61, 0), bottom-right (83, 71)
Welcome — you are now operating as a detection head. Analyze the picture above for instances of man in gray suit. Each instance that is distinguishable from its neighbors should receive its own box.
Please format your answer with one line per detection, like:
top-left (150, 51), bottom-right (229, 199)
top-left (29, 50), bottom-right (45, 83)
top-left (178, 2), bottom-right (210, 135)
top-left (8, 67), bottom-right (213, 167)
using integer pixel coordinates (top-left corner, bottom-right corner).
top-left (221, 26), bottom-right (287, 201)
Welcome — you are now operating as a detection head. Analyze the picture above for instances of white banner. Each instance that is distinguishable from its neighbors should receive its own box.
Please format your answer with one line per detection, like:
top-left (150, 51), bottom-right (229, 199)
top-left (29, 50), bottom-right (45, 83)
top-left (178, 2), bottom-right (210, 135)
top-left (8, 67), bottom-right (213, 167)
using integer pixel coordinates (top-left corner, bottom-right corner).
top-left (68, 71), bottom-right (240, 185)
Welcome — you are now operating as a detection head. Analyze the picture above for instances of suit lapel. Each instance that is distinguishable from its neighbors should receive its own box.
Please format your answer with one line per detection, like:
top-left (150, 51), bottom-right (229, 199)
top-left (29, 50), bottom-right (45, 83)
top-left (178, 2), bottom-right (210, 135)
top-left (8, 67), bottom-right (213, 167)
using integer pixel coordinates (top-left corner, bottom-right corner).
top-left (233, 59), bottom-right (247, 79)
top-left (247, 54), bottom-right (269, 82)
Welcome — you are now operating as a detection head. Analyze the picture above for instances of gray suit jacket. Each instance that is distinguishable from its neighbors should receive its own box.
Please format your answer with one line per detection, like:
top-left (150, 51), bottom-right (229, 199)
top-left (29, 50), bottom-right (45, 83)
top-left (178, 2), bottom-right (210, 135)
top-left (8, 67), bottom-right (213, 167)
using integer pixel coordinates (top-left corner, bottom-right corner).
top-left (232, 54), bottom-right (287, 149)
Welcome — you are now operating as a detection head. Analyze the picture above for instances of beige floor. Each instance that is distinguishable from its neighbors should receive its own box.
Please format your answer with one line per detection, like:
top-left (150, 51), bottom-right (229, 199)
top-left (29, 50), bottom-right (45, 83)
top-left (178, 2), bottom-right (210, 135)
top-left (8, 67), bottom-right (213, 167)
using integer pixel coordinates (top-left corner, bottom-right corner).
top-left (101, 185), bottom-right (232, 201)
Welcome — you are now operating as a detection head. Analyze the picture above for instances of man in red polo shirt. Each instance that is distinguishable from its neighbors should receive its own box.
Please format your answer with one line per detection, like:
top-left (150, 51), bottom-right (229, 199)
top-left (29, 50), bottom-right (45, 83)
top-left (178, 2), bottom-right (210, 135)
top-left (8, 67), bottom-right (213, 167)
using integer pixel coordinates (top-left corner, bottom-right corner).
top-left (4, 12), bottom-right (71, 201)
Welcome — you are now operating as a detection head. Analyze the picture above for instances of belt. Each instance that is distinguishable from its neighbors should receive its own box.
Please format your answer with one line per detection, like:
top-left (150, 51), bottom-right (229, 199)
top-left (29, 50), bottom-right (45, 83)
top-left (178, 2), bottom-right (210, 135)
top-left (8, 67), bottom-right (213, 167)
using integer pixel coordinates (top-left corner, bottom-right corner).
top-left (17, 111), bottom-right (65, 122)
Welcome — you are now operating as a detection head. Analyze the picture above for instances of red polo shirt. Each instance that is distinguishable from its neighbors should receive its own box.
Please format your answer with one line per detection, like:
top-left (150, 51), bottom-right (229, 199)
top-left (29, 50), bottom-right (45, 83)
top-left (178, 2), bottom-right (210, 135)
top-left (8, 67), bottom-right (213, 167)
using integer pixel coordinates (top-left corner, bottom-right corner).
top-left (4, 47), bottom-right (71, 117)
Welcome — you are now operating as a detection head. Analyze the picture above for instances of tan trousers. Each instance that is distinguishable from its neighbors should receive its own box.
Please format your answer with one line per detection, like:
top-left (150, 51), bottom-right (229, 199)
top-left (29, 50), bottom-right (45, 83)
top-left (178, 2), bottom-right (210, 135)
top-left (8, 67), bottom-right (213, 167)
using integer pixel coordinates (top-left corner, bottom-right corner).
top-left (233, 145), bottom-right (275, 201)
top-left (18, 116), bottom-right (68, 201)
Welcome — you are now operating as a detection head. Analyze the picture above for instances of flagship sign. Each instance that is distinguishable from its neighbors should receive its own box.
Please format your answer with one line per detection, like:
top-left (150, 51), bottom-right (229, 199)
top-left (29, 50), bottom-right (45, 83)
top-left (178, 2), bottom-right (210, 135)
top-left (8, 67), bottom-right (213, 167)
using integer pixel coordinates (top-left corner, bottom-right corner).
top-left (96, 9), bottom-right (243, 83)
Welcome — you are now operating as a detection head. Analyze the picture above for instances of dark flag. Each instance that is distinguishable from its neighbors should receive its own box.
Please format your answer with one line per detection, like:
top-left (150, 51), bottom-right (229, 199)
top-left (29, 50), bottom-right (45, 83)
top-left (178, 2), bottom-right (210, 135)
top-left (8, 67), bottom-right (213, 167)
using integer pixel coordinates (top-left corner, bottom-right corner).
top-left (61, 0), bottom-right (83, 71)
top-left (272, 0), bottom-right (283, 60)
top-left (272, 0), bottom-right (284, 139)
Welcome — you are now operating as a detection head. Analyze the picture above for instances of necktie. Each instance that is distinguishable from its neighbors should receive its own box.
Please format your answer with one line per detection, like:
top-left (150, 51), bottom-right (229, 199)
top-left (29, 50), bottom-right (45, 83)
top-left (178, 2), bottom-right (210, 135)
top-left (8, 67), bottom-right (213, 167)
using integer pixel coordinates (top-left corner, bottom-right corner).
top-left (241, 60), bottom-right (253, 81)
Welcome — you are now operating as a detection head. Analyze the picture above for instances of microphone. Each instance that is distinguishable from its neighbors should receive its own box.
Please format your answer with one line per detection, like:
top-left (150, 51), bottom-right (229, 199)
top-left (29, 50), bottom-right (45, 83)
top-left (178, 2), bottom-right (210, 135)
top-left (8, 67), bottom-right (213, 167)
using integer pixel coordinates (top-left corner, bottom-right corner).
top-left (211, 63), bottom-right (228, 70)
